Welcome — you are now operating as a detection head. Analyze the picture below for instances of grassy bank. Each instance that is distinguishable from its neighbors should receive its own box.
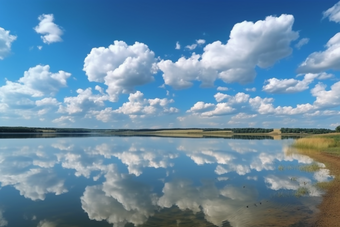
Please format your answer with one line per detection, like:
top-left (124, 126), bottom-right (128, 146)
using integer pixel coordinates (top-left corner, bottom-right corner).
top-left (293, 133), bottom-right (340, 156)
top-left (292, 133), bottom-right (340, 226)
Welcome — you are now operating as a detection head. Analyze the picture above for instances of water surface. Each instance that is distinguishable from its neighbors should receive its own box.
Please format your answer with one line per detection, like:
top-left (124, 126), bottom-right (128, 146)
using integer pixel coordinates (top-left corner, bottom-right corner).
top-left (0, 136), bottom-right (333, 226)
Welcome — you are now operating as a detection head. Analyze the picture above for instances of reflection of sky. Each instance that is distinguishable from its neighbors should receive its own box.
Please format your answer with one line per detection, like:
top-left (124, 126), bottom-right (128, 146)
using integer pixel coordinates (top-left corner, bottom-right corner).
top-left (0, 210), bottom-right (7, 227)
top-left (0, 137), bottom-right (333, 226)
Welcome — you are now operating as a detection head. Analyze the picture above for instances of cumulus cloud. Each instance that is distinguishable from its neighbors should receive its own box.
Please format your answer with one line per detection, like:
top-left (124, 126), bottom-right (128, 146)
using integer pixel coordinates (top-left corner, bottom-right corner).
top-left (83, 41), bottom-right (158, 102)
top-left (311, 81), bottom-right (340, 109)
top-left (323, 1), bottom-right (340, 23)
top-left (0, 65), bottom-right (70, 115)
top-left (188, 92), bottom-right (249, 117)
top-left (262, 73), bottom-right (319, 94)
top-left (187, 102), bottom-right (215, 113)
top-left (249, 96), bottom-right (314, 115)
top-left (18, 65), bottom-right (70, 96)
top-left (202, 14), bottom-right (298, 84)
top-left (0, 26), bottom-right (17, 60)
top-left (88, 91), bottom-right (178, 122)
top-left (295, 38), bottom-right (309, 49)
top-left (34, 14), bottom-right (63, 44)
top-left (214, 92), bottom-right (230, 102)
top-left (297, 32), bottom-right (340, 73)
top-left (36, 98), bottom-right (60, 106)
top-left (159, 14), bottom-right (298, 89)
top-left (58, 88), bottom-right (108, 114)
top-left (158, 53), bottom-right (217, 89)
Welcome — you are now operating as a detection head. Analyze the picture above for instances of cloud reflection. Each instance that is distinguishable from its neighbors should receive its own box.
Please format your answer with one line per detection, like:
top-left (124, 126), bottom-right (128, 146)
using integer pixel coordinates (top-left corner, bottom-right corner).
top-left (0, 209), bottom-right (7, 227)
top-left (81, 164), bottom-right (158, 227)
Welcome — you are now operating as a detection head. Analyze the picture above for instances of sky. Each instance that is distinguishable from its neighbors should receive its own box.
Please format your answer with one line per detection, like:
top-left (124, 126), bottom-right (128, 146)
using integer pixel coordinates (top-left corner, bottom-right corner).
top-left (1, 0), bottom-right (340, 129)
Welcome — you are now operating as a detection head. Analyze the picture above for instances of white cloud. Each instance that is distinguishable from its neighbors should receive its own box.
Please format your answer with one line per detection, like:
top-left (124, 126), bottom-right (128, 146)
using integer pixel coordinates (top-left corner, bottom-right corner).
top-left (114, 91), bottom-right (178, 117)
top-left (0, 26), bottom-right (17, 60)
top-left (196, 39), bottom-right (206, 45)
top-left (263, 73), bottom-right (333, 94)
top-left (262, 73), bottom-right (318, 94)
top-left (323, 1), bottom-right (340, 23)
top-left (202, 14), bottom-right (298, 84)
top-left (297, 32), bottom-right (340, 73)
top-left (58, 88), bottom-right (107, 114)
top-left (330, 122), bottom-right (340, 128)
top-left (188, 92), bottom-right (249, 117)
top-left (52, 116), bottom-right (75, 123)
top-left (158, 54), bottom-right (217, 89)
top-left (186, 39), bottom-right (206, 50)
top-left (295, 38), bottom-right (309, 49)
top-left (317, 72), bottom-right (334, 80)
top-left (187, 101), bottom-right (215, 113)
top-left (175, 41), bottom-right (180, 50)
top-left (34, 14), bottom-right (63, 44)
top-left (214, 92), bottom-right (230, 102)
top-left (159, 14), bottom-right (298, 89)
top-left (311, 81), bottom-right (340, 109)
top-left (36, 98), bottom-right (59, 106)
top-left (88, 91), bottom-right (178, 122)
top-left (18, 65), bottom-right (70, 96)
top-left (37, 46), bottom-right (43, 50)
top-left (249, 96), bottom-right (314, 115)
top-left (0, 65), bottom-right (70, 114)
top-left (83, 41), bottom-right (158, 101)
top-left (185, 44), bottom-right (197, 50)
top-left (217, 86), bottom-right (228, 91)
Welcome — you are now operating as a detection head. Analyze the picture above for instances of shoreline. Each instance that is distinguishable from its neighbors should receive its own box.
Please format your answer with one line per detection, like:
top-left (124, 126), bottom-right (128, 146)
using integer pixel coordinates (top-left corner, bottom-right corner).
top-left (293, 134), bottom-right (340, 226)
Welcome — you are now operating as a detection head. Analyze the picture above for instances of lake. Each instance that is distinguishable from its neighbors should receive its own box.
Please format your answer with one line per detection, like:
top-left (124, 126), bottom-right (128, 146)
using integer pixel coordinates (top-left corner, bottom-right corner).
top-left (0, 135), bottom-right (333, 227)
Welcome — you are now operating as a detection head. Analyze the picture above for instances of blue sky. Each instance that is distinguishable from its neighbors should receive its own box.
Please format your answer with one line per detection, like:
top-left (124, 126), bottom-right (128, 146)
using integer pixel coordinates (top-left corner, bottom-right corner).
top-left (1, 0), bottom-right (340, 129)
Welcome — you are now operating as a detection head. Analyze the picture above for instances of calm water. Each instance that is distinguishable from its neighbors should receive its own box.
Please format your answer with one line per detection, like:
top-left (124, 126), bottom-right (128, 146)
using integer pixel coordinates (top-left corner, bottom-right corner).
top-left (0, 136), bottom-right (333, 227)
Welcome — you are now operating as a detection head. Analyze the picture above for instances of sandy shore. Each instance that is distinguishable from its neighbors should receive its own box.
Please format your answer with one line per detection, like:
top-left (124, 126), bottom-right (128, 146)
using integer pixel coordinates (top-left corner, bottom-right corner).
top-left (296, 149), bottom-right (340, 226)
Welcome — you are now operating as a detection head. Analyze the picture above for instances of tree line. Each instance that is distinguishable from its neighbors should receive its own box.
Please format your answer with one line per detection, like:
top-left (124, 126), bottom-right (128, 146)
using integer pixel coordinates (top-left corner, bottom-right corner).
top-left (280, 128), bottom-right (334, 134)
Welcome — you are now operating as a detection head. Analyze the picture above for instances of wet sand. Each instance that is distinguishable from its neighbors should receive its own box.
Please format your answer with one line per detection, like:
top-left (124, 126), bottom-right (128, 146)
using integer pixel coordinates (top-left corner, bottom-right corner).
top-left (296, 149), bottom-right (340, 227)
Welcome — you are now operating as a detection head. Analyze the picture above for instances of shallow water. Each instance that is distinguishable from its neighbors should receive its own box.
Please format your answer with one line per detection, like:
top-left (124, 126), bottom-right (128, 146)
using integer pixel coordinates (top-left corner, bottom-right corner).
top-left (0, 136), bottom-right (333, 226)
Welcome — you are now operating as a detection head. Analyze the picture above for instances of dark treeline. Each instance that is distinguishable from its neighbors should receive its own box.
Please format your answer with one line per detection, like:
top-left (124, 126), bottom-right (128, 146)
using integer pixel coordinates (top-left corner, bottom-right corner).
top-left (227, 135), bottom-right (274, 140)
top-left (108, 128), bottom-right (202, 132)
top-left (0, 127), bottom-right (36, 133)
top-left (280, 128), bottom-right (334, 134)
top-left (222, 128), bottom-right (274, 133)
top-left (0, 127), bottom-right (92, 133)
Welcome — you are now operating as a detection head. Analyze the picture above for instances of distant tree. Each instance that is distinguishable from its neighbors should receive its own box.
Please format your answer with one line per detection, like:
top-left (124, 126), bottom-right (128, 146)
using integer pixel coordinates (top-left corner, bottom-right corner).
top-left (336, 125), bottom-right (340, 132)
